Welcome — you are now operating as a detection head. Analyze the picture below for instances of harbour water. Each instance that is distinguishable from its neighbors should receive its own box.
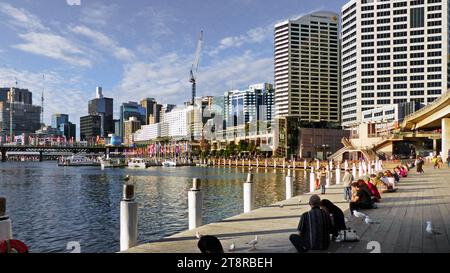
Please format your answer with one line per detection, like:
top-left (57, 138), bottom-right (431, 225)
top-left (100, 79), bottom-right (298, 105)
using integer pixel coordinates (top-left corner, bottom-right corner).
top-left (0, 162), bottom-right (309, 253)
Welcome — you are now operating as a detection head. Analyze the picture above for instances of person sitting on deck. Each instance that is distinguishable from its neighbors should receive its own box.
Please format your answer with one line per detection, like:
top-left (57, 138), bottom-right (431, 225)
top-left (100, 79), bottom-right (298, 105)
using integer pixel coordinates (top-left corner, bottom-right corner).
top-left (289, 195), bottom-right (331, 253)
top-left (197, 235), bottom-right (224, 253)
top-left (363, 176), bottom-right (381, 202)
top-left (393, 168), bottom-right (401, 184)
top-left (349, 181), bottom-right (375, 216)
top-left (380, 171), bottom-right (397, 193)
top-left (320, 199), bottom-right (346, 239)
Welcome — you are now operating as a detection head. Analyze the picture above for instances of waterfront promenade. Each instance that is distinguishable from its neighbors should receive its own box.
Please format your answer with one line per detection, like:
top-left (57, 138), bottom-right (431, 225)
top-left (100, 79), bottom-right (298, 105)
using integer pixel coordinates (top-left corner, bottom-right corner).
top-left (124, 165), bottom-right (450, 253)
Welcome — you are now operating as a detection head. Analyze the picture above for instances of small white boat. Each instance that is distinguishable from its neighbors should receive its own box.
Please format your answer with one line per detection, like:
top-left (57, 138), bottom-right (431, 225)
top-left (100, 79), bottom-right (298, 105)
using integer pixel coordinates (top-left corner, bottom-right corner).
top-left (59, 154), bottom-right (100, 167)
top-left (128, 158), bottom-right (148, 168)
top-left (162, 160), bottom-right (177, 167)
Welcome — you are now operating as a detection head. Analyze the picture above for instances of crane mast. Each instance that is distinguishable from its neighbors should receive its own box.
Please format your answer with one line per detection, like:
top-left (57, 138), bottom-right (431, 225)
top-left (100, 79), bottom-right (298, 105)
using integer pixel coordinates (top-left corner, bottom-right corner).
top-left (190, 31), bottom-right (203, 106)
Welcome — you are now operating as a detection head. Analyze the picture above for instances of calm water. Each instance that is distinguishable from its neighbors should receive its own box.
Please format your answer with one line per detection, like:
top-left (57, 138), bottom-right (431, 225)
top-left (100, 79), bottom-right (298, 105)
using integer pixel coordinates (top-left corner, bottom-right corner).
top-left (0, 162), bottom-right (310, 253)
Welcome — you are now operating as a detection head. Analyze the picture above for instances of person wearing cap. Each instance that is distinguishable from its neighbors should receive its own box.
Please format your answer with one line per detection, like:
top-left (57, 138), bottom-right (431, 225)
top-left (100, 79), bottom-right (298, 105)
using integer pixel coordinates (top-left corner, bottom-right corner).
top-left (289, 195), bottom-right (331, 253)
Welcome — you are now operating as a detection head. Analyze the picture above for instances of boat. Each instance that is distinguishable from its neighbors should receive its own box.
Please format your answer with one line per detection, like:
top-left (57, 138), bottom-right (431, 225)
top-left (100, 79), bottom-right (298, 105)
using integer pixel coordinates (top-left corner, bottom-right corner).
top-left (100, 157), bottom-right (127, 169)
top-left (59, 154), bottom-right (100, 167)
top-left (162, 160), bottom-right (177, 167)
top-left (128, 158), bottom-right (148, 168)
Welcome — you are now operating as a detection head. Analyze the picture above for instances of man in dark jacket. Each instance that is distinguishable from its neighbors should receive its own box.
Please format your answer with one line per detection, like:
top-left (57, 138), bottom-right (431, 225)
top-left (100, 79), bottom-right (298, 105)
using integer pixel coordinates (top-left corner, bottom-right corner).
top-left (289, 195), bottom-right (331, 253)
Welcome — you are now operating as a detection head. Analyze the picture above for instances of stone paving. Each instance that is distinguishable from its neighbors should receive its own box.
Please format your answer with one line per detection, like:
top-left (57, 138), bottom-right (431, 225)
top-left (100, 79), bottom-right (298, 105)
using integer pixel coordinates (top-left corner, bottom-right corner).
top-left (124, 165), bottom-right (450, 253)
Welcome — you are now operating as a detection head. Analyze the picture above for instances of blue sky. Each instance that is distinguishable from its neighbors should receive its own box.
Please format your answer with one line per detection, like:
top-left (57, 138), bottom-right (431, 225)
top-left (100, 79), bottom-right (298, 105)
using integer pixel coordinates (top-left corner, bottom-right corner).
top-left (0, 0), bottom-right (347, 127)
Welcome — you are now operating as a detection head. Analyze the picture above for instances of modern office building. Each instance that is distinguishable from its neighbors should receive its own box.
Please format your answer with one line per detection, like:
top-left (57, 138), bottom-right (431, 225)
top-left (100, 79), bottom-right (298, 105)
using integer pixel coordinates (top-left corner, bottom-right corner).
top-left (224, 83), bottom-right (274, 128)
top-left (123, 117), bottom-right (141, 146)
top-left (341, 0), bottom-right (448, 127)
top-left (88, 86), bottom-right (114, 137)
top-left (0, 87), bottom-right (41, 140)
top-left (52, 113), bottom-right (76, 141)
top-left (133, 123), bottom-right (168, 143)
top-left (80, 115), bottom-right (101, 142)
top-left (140, 98), bottom-right (160, 125)
top-left (119, 102), bottom-right (146, 138)
top-left (273, 11), bottom-right (341, 156)
top-left (163, 106), bottom-right (191, 139)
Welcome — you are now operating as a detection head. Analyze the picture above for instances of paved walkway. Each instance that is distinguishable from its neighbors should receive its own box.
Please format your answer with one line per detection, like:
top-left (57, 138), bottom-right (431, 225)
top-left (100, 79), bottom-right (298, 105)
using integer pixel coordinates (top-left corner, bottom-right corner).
top-left (124, 165), bottom-right (450, 253)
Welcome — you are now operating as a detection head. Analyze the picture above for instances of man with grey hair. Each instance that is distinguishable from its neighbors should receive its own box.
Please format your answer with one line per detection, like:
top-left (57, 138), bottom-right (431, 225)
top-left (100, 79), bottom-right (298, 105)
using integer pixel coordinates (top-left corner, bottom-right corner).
top-left (289, 195), bottom-right (331, 253)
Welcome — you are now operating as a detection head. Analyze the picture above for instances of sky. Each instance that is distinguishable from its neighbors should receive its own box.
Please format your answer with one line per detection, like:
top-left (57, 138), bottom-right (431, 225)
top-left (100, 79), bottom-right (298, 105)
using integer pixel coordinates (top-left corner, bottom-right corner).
top-left (0, 0), bottom-right (348, 128)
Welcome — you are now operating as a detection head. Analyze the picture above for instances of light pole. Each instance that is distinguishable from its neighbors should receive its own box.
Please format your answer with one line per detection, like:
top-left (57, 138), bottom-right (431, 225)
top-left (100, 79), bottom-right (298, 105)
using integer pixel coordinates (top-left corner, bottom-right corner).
top-left (9, 87), bottom-right (14, 143)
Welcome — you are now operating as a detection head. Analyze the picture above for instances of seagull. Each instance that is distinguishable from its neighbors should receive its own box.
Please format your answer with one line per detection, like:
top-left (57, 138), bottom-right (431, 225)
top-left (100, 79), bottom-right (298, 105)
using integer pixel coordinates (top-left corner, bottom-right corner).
top-left (196, 231), bottom-right (203, 239)
top-left (229, 243), bottom-right (236, 252)
top-left (279, 203), bottom-right (284, 208)
top-left (124, 175), bottom-right (130, 182)
top-left (353, 211), bottom-right (367, 218)
top-left (364, 216), bottom-right (380, 225)
top-left (426, 221), bottom-right (441, 235)
top-left (247, 235), bottom-right (258, 250)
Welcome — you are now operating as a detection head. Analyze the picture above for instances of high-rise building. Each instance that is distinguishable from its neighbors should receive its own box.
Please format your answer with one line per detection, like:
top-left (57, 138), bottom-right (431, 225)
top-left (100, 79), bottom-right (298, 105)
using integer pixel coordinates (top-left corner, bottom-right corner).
top-left (341, 0), bottom-right (448, 127)
top-left (158, 104), bottom-right (176, 123)
top-left (224, 83), bottom-right (274, 128)
top-left (119, 102), bottom-right (146, 138)
top-left (88, 86), bottom-right (114, 137)
top-left (274, 11), bottom-right (340, 121)
top-left (52, 113), bottom-right (76, 141)
top-left (80, 115), bottom-right (101, 142)
top-left (140, 98), bottom-right (160, 125)
top-left (273, 12), bottom-right (341, 156)
top-left (52, 114), bottom-right (69, 129)
top-left (0, 87), bottom-right (41, 140)
top-left (123, 117), bottom-right (141, 146)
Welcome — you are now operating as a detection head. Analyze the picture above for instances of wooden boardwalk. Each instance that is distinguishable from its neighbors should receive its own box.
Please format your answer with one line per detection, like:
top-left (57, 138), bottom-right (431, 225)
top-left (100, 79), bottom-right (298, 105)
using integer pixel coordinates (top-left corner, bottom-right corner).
top-left (124, 165), bottom-right (450, 253)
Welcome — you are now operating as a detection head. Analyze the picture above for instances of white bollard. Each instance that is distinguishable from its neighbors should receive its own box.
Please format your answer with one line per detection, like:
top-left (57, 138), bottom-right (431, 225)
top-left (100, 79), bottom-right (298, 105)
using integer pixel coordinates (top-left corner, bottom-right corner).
top-left (0, 197), bottom-right (12, 241)
top-left (352, 163), bottom-right (357, 178)
top-left (120, 184), bottom-right (138, 251)
top-left (358, 162), bottom-right (362, 178)
top-left (265, 159), bottom-right (268, 168)
top-left (256, 159), bottom-right (259, 168)
top-left (304, 160), bottom-right (307, 170)
top-left (283, 159), bottom-right (286, 169)
top-left (236, 159), bottom-right (238, 167)
top-left (285, 168), bottom-right (294, 200)
top-left (379, 160), bottom-right (383, 171)
top-left (316, 160), bottom-right (320, 169)
top-left (243, 172), bottom-right (254, 213)
top-left (188, 178), bottom-right (203, 230)
top-left (336, 163), bottom-right (341, 185)
top-left (309, 167), bottom-right (315, 193)
top-left (368, 162), bottom-right (372, 175)
top-left (274, 160), bottom-right (277, 169)
top-left (344, 160), bottom-right (349, 170)
top-left (293, 160), bottom-right (296, 169)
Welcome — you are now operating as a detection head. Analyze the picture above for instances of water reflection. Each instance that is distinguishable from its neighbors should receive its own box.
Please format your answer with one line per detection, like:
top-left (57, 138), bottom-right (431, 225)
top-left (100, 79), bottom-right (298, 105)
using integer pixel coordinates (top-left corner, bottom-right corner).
top-left (0, 162), bottom-right (319, 253)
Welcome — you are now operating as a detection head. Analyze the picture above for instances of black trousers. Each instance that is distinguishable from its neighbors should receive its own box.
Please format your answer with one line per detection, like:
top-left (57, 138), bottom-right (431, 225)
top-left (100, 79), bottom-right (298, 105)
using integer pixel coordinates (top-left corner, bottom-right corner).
top-left (349, 202), bottom-right (372, 215)
top-left (289, 234), bottom-right (309, 253)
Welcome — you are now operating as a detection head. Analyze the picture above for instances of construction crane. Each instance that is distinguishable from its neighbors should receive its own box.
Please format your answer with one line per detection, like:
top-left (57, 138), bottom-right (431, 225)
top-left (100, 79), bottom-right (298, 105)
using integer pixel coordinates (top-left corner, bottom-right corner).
top-left (190, 31), bottom-right (203, 106)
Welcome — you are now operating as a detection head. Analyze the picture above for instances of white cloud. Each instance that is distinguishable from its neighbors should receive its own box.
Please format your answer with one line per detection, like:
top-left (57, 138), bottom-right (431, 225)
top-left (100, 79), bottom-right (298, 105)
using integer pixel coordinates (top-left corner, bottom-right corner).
top-left (70, 25), bottom-right (135, 62)
top-left (66, 0), bottom-right (81, 6)
top-left (0, 67), bottom-right (89, 128)
top-left (112, 51), bottom-right (273, 107)
top-left (80, 2), bottom-right (117, 27)
top-left (0, 2), bottom-right (46, 31)
top-left (13, 32), bottom-right (92, 67)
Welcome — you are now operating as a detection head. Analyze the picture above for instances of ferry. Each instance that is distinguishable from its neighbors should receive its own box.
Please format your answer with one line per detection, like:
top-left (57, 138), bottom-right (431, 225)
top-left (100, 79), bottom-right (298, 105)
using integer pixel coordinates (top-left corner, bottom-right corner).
top-left (128, 158), bottom-right (148, 168)
top-left (59, 154), bottom-right (100, 167)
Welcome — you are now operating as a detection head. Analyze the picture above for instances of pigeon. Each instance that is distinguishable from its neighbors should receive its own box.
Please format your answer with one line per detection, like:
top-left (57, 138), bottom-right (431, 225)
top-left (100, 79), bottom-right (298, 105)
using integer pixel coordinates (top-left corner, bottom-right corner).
top-left (229, 243), bottom-right (236, 252)
top-left (196, 231), bottom-right (203, 239)
top-left (247, 235), bottom-right (258, 250)
top-left (426, 221), bottom-right (441, 235)
top-left (364, 216), bottom-right (380, 225)
top-left (353, 211), bottom-right (367, 218)
top-left (124, 175), bottom-right (130, 182)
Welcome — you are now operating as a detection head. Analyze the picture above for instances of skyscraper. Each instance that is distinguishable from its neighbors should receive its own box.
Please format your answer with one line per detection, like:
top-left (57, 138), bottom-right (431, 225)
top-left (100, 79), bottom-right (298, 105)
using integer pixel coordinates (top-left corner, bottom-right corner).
top-left (341, 0), bottom-right (448, 127)
top-left (88, 86), bottom-right (114, 137)
top-left (273, 11), bottom-right (341, 156)
top-left (52, 113), bottom-right (76, 141)
top-left (119, 102), bottom-right (146, 138)
top-left (140, 97), bottom-right (159, 125)
top-left (80, 115), bottom-right (101, 143)
top-left (0, 87), bottom-right (41, 140)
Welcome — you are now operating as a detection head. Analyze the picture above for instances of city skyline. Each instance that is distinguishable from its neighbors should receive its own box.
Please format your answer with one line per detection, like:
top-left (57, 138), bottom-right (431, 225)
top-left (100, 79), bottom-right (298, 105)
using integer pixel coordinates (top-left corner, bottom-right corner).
top-left (0, 0), bottom-right (348, 128)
